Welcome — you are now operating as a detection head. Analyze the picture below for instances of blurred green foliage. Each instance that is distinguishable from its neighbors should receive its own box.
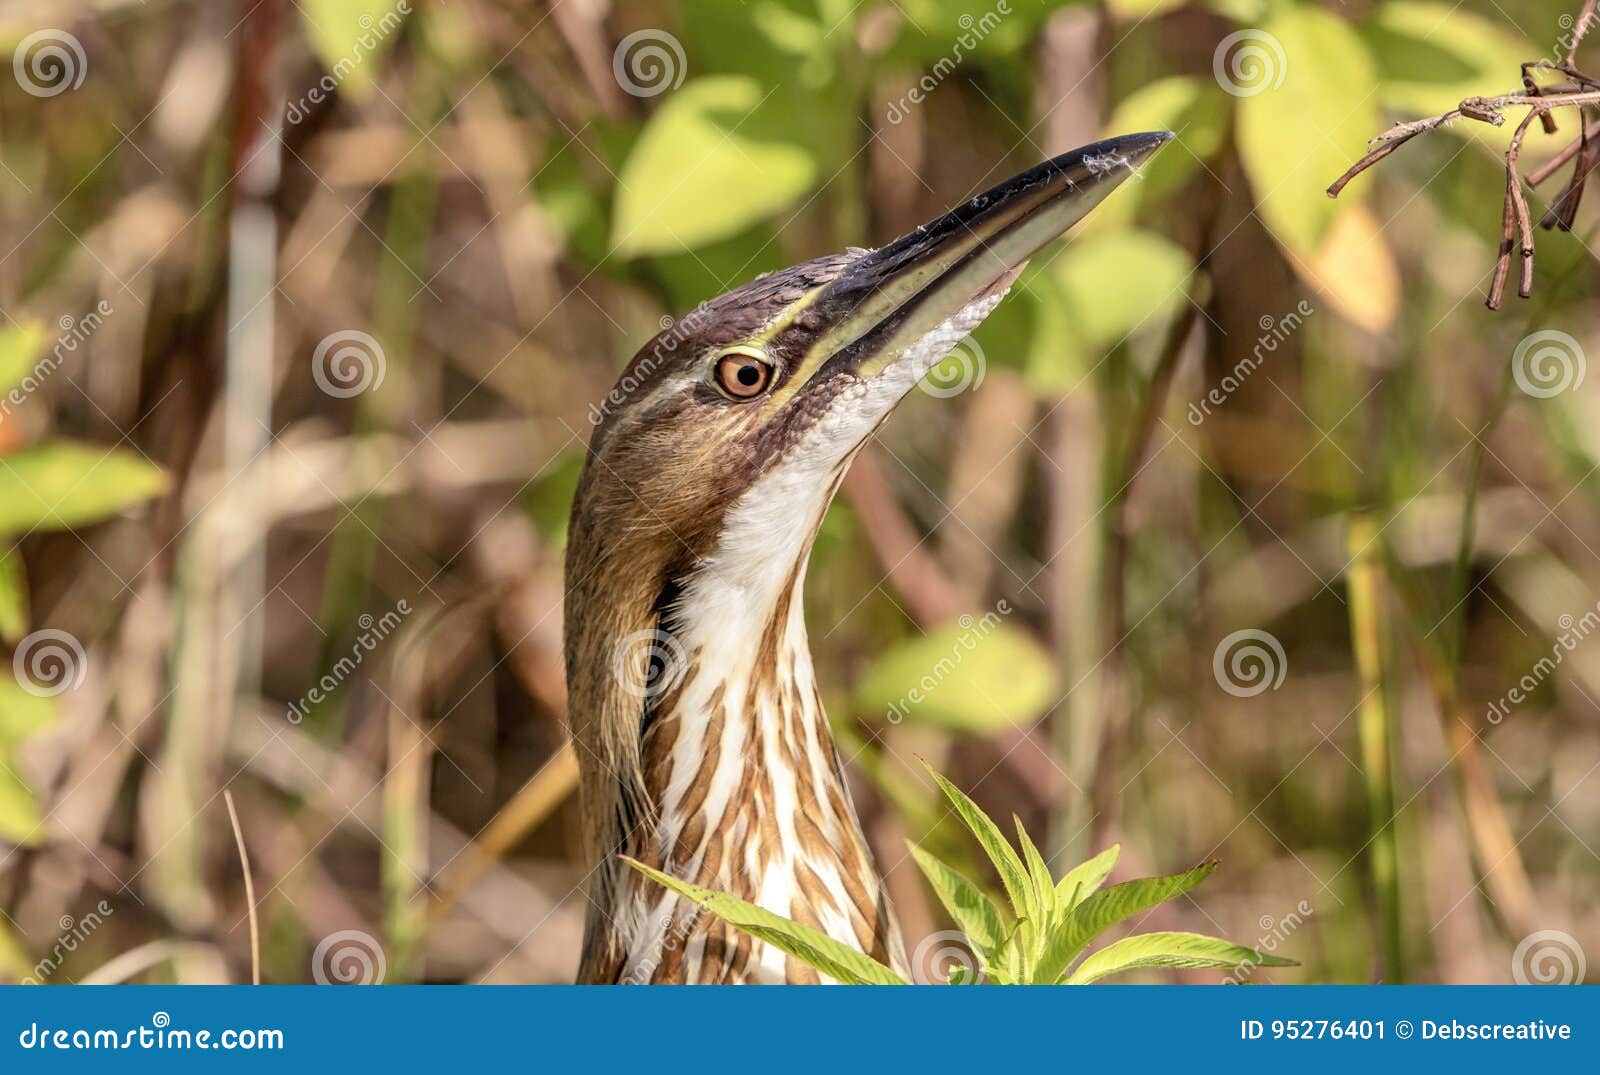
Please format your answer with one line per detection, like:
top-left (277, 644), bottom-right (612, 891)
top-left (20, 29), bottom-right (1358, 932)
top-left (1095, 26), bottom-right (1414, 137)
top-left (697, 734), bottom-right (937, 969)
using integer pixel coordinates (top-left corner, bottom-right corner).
top-left (0, 0), bottom-right (1595, 985)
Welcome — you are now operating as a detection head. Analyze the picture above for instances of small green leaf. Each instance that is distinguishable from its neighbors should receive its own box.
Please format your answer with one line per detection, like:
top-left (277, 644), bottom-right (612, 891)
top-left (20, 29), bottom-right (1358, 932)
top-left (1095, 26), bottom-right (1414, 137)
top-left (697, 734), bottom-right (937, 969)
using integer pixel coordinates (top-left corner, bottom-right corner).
top-left (0, 677), bottom-right (55, 746)
top-left (1014, 816), bottom-right (1058, 920)
top-left (0, 443), bottom-right (167, 536)
top-left (611, 77), bottom-right (817, 258)
top-left (0, 761), bottom-right (43, 846)
top-left (908, 841), bottom-right (1009, 962)
top-left (922, 763), bottom-right (1033, 923)
top-left (622, 857), bottom-right (907, 985)
top-left (1054, 843), bottom-right (1120, 904)
top-left (1107, 0), bottom-right (1187, 16)
top-left (0, 321), bottom-right (46, 396)
top-left (856, 619), bottom-right (1059, 733)
top-left (0, 547), bottom-right (27, 644)
top-left (1036, 861), bottom-right (1218, 983)
top-left (297, 0), bottom-right (409, 96)
top-left (1052, 229), bottom-right (1193, 347)
top-left (1067, 930), bottom-right (1296, 984)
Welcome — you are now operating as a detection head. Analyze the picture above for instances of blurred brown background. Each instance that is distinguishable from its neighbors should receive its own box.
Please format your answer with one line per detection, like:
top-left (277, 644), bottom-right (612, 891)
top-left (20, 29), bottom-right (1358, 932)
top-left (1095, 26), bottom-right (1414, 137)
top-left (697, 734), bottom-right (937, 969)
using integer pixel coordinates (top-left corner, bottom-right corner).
top-left (0, 0), bottom-right (1596, 984)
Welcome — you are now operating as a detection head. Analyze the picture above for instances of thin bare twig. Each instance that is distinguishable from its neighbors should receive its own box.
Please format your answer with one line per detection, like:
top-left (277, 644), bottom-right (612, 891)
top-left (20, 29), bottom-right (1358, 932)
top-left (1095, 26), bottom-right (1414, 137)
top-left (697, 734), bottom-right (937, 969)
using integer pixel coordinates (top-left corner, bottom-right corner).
top-left (223, 790), bottom-right (261, 986)
top-left (1329, 37), bottom-right (1600, 310)
top-left (1569, 0), bottom-right (1599, 67)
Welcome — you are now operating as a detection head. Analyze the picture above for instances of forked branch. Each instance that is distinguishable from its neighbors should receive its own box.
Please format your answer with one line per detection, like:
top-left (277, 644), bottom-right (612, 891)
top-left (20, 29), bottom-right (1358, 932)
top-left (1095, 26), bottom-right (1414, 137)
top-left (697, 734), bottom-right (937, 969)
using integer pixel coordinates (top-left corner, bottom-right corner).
top-left (1328, 6), bottom-right (1599, 309)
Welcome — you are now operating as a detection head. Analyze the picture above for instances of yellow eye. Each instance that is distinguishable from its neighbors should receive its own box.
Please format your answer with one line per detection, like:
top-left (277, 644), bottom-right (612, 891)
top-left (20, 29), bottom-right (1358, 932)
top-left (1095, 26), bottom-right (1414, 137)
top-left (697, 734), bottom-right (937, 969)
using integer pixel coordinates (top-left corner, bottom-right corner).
top-left (712, 348), bottom-right (774, 400)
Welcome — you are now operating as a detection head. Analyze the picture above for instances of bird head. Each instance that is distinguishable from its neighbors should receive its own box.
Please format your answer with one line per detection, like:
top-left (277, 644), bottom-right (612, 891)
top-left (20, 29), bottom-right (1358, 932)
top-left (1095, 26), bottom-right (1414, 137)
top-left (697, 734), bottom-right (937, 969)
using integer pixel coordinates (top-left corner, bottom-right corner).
top-left (565, 132), bottom-right (1170, 849)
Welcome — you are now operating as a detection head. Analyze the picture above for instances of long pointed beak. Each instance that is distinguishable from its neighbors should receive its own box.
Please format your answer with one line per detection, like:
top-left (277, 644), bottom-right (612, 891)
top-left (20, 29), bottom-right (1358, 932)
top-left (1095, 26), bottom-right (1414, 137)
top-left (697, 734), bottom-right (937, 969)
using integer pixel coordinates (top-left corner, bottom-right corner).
top-left (801, 131), bottom-right (1172, 380)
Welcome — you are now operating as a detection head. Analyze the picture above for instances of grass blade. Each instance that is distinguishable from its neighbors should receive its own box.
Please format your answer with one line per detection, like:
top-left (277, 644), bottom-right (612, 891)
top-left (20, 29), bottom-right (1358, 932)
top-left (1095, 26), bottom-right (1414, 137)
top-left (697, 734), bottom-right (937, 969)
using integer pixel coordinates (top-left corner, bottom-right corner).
top-left (1347, 513), bottom-right (1404, 982)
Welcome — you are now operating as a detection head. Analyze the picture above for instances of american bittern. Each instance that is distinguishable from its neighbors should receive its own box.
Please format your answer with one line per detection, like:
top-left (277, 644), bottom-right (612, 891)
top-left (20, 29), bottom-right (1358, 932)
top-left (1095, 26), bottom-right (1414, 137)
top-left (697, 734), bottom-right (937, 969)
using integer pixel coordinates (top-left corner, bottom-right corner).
top-left (566, 133), bottom-right (1170, 984)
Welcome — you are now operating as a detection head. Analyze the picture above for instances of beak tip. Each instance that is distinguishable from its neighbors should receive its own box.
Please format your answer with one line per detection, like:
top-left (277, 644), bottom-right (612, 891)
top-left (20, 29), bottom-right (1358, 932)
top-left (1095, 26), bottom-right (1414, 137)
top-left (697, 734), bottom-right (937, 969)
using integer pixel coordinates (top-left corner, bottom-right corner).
top-left (1115, 129), bottom-right (1175, 163)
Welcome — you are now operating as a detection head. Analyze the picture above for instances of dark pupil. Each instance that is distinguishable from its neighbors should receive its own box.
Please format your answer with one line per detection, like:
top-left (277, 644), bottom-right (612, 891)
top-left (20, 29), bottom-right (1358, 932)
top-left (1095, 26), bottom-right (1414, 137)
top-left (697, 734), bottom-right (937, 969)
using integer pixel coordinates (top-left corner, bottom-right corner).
top-left (735, 362), bottom-right (761, 387)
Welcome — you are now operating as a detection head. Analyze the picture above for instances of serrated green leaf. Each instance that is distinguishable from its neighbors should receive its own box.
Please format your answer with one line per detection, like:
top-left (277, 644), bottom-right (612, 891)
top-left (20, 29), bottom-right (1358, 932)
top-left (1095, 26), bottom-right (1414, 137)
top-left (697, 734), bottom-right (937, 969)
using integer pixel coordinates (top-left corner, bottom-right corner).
top-left (297, 0), bottom-right (409, 96)
top-left (1067, 930), bottom-right (1296, 984)
top-left (1236, 3), bottom-right (1379, 253)
top-left (1036, 861), bottom-right (1218, 983)
top-left (922, 763), bottom-right (1032, 924)
top-left (908, 841), bottom-right (1009, 963)
top-left (0, 443), bottom-right (167, 536)
top-left (623, 857), bottom-right (906, 985)
top-left (856, 619), bottom-right (1059, 733)
top-left (612, 77), bottom-right (817, 258)
top-left (0, 547), bottom-right (27, 644)
top-left (1055, 843), bottom-right (1120, 904)
top-left (1014, 816), bottom-right (1058, 920)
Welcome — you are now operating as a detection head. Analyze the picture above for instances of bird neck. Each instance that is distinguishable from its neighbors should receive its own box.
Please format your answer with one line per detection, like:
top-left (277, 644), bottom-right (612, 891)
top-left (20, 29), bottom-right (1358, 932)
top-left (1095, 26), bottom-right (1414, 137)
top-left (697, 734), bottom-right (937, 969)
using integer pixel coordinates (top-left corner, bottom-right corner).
top-left (573, 505), bottom-right (906, 982)
top-left (631, 562), bottom-right (902, 982)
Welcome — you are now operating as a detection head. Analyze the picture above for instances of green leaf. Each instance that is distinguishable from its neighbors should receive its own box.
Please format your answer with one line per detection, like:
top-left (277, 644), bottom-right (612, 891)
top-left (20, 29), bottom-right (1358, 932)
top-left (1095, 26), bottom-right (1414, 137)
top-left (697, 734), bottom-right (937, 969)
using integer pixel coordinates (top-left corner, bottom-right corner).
top-left (1036, 861), bottom-right (1218, 983)
top-left (0, 321), bottom-right (45, 396)
top-left (1067, 930), bottom-right (1296, 984)
top-left (0, 677), bottom-right (55, 746)
top-left (908, 841), bottom-right (1009, 963)
top-left (1051, 230), bottom-right (1193, 348)
top-left (1014, 816), bottom-right (1059, 920)
top-left (922, 763), bottom-right (1033, 923)
top-left (0, 443), bottom-right (167, 536)
top-left (622, 857), bottom-right (907, 985)
top-left (855, 618), bottom-right (1059, 733)
top-left (611, 76), bottom-right (817, 258)
top-left (1055, 843), bottom-right (1120, 904)
top-left (1107, 0), bottom-right (1188, 16)
top-left (0, 761), bottom-right (43, 846)
top-left (1236, 2), bottom-right (1380, 253)
top-left (0, 547), bottom-right (27, 644)
top-left (297, 0), bottom-right (410, 96)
